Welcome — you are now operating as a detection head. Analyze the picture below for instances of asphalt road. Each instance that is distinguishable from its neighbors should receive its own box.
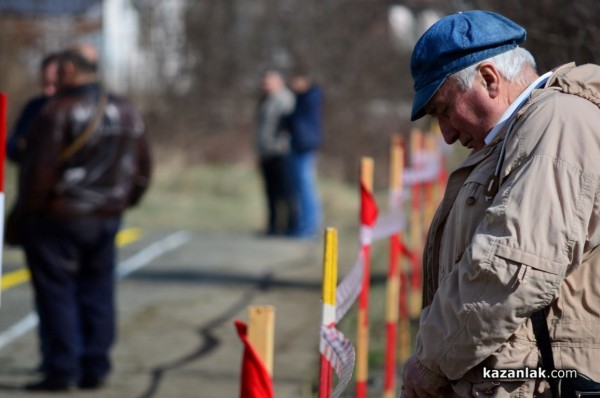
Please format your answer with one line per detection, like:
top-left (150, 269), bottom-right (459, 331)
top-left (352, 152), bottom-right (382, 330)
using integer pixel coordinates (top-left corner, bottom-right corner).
top-left (0, 229), bottom-right (324, 398)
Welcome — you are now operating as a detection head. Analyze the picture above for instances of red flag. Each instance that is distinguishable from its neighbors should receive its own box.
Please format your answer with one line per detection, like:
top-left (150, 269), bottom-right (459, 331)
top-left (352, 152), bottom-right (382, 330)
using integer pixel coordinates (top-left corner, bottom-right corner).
top-left (360, 182), bottom-right (378, 227)
top-left (234, 320), bottom-right (274, 398)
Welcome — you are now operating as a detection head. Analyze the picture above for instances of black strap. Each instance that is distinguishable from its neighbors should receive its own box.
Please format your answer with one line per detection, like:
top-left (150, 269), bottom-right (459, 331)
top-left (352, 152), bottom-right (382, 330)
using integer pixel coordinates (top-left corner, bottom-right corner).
top-left (531, 309), bottom-right (559, 397)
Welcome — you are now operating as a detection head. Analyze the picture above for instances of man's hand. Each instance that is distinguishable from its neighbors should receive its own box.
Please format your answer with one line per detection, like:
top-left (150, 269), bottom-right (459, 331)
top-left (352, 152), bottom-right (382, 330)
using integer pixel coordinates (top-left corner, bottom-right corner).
top-left (399, 355), bottom-right (451, 397)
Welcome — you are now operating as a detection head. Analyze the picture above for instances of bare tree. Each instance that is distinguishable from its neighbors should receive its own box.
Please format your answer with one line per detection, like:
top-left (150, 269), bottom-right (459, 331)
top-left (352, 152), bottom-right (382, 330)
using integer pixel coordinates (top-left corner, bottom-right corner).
top-left (5, 0), bottom-right (600, 183)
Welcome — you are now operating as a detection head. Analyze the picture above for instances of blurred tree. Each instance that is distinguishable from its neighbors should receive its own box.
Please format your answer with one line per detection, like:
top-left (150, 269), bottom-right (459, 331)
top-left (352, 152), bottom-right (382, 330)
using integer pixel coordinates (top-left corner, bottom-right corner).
top-left (4, 0), bottom-right (600, 184)
top-left (457, 0), bottom-right (600, 72)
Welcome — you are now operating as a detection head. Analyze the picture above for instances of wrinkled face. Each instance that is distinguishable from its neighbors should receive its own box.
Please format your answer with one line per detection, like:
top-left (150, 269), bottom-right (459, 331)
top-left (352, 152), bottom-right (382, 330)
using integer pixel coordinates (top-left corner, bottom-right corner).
top-left (425, 77), bottom-right (498, 150)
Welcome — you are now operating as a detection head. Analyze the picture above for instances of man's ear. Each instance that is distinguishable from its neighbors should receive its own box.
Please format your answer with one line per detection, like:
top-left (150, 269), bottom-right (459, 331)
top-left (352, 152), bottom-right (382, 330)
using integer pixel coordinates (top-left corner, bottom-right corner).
top-left (478, 63), bottom-right (501, 98)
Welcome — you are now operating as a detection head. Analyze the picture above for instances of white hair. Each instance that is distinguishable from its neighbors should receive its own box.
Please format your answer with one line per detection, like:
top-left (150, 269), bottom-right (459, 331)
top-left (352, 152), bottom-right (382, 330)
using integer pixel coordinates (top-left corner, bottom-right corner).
top-left (451, 47), bottom-right (537, 90)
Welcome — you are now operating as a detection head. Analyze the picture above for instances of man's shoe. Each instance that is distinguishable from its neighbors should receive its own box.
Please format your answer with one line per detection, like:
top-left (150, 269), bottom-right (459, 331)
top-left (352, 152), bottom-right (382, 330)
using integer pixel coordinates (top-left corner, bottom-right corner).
top-left (24, 378), bottom-right (76, 392)
top-left (78, 376), bottom-right (106, 390)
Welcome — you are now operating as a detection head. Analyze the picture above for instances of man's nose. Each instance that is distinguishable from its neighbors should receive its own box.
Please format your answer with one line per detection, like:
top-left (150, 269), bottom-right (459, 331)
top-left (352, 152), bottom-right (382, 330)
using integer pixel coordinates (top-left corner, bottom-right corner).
top-left (438, 119), bottom-right (459, 145)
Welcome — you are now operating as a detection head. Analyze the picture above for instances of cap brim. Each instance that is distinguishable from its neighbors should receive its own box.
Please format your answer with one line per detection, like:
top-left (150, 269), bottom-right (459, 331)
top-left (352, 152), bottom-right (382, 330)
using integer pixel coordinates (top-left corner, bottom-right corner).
top-left (410, 77), bottom-right (446, 121)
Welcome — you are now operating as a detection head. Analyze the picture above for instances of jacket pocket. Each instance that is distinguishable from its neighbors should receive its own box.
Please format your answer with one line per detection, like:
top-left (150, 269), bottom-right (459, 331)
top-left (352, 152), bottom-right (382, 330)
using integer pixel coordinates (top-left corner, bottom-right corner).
top-left (491, 243), bottom-right (564, 311)
top-left (495, 244), bottom-right (563, 276)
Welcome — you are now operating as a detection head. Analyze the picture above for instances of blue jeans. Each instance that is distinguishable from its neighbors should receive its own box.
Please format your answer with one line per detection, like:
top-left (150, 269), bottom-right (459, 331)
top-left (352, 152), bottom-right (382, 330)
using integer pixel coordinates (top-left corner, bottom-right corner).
top-left (289, 151), bottom-right (321, 237)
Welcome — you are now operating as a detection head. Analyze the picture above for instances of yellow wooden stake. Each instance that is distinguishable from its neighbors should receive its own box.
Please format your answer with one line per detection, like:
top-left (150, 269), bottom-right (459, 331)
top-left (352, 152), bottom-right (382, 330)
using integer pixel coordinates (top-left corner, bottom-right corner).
top-left (319, 228), bottom-right (338, 398)
top-left (389, 135), bottom-right (403, 208)
top-left (361, 157), bottom-right (374, 192)
top-left (248, 305), bottom-right (275, 376)
top-left (322, 228), bottom-right (338, 321)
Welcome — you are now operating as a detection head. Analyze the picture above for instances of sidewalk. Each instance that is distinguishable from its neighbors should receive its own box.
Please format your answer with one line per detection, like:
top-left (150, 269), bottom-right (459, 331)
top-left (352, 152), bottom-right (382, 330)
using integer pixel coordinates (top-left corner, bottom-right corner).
top-left (0, 230), bottom-right (324, 398)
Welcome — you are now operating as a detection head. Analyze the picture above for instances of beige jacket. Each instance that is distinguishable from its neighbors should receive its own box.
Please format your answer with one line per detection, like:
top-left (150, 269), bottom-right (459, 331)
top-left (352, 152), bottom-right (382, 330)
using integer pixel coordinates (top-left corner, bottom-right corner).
top-left (417, 63), bottom-right (600, 397)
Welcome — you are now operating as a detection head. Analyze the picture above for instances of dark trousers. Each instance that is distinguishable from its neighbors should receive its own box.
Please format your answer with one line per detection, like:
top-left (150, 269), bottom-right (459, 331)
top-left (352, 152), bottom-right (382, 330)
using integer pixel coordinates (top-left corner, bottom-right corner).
top-left (259, 155), bottom-right (298, 235)
top-left (22, 214), bottom-right (121, 382)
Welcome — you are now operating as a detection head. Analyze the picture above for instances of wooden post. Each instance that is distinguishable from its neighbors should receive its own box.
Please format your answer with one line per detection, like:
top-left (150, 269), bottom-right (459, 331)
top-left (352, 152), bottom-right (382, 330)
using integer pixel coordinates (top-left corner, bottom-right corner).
top-left (356, 157), bottom-right (374, 398)
top-left (398, 244), bottom-right (411, 364)
top-left (383, 136), bottom-right (403, 398)
top-left (408, 129), bottom-right (423, 319)
top-left (424, 133), bottom-right (438, 228)
top-left (319, 228), bottom-right (338, 398)
top-left (430, 120), bottom-right (447, 205)
top-left (247, 305), bottom-right (275, 376)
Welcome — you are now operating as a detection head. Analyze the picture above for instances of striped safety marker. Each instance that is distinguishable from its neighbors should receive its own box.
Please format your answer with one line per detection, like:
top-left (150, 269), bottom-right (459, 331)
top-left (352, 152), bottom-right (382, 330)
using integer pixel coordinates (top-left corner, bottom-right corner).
top-left (0, 93), bottom-right (8, 305)
top-left (319, 228), bottom-right (338, 398)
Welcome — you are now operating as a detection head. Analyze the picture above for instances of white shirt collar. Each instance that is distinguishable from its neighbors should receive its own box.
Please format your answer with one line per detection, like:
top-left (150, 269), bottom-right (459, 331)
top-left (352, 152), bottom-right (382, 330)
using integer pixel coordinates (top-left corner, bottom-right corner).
top-left (484, 71), bottom-right (553, 145)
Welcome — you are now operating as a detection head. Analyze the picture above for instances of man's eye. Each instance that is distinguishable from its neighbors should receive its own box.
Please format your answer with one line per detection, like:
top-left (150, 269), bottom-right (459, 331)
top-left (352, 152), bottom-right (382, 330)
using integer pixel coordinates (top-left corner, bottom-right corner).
top-left (426, 107), bottom-right (438, 117)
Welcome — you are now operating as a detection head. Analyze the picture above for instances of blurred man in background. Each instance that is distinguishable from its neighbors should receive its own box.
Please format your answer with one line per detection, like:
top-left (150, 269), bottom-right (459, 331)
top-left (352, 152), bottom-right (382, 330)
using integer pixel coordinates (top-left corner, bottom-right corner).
top-left (7, 52), bottom-right (60, 163)
top-left (255, 69), bottom-right (296, 236)
top-left (20, 43), bottom-right (152, 392)
top-left (5, 52), bottom-right (61, 367)
top-left (286, 69), bottom-right (324, 238)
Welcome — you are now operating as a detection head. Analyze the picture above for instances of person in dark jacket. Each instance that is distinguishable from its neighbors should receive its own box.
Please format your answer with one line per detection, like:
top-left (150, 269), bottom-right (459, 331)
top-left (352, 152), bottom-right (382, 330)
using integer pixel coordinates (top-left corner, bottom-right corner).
top-left (5, 52), bottom-right (60, 372)
top-left (7, 52), bottom-right (60, 163)
top-left (21, 43), bottom-right (152, 392)
top-left (286, 70), bottom-right (324, 238)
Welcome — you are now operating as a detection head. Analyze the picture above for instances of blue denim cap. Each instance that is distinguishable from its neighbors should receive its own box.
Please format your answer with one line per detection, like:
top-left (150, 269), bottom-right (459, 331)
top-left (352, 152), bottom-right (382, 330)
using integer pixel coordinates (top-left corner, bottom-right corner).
top-left (410, 10), bottom-right (526, 121)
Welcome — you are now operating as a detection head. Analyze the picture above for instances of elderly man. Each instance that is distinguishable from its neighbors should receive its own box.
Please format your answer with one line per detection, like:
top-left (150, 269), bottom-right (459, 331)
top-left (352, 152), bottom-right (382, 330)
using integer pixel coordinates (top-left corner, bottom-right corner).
top-left (401, 10), bottom-right (600, 398)
top-left (20, 43), bottom-right (152, 391)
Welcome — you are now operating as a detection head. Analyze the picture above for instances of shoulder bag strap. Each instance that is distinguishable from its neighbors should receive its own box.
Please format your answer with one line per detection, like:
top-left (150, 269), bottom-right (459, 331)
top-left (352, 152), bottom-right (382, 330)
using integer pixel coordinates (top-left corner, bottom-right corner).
top-left (531, 309), bottom-right (559, 397)
top-left (58, 92), bottom-right (108, 164)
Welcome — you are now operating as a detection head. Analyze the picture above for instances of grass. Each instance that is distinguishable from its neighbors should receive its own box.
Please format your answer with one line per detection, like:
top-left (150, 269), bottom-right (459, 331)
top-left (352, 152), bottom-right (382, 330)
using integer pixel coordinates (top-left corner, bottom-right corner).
top-left (123, 153), bottom-right (362, 236)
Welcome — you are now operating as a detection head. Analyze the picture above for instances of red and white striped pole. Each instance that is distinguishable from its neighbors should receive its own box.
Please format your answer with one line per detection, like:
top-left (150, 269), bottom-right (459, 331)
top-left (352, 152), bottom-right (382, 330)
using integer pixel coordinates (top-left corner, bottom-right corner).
top-left (397, 237), bottom-right (411, 364)
top-left (319, 228), bottom-right (338, 398)
top-left (356, 157), bottom-right (377, 398)
top-left (383, 136), bottom-right (404, 398)
top-left (0, 94), bottom-right (6, 191)
top-left (0, 93), bottom-right (8, 302)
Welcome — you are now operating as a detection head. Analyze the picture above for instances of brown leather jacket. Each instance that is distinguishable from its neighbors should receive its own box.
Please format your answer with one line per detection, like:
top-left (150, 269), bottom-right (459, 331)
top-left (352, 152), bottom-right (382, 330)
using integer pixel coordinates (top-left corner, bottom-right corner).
top-left (20, 82), bottom-right (152, 218)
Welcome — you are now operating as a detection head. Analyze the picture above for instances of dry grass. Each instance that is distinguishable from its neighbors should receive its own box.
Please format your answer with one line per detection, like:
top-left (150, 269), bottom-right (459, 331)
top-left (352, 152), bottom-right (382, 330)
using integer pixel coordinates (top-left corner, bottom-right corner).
top-left (123, 151), bottom-right (362, 236)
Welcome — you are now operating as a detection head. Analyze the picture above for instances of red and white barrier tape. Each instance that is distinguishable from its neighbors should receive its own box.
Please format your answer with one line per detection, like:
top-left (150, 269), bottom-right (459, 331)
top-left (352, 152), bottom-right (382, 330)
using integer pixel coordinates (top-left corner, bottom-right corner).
top-left (335, 251), bottom-right (364, 322)
top-left (335, 210), bottom-right (405, 322)
top-left (402, 150), bottom-right (442, 186)
top-left (320, 325), bottom-right (355, 398)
